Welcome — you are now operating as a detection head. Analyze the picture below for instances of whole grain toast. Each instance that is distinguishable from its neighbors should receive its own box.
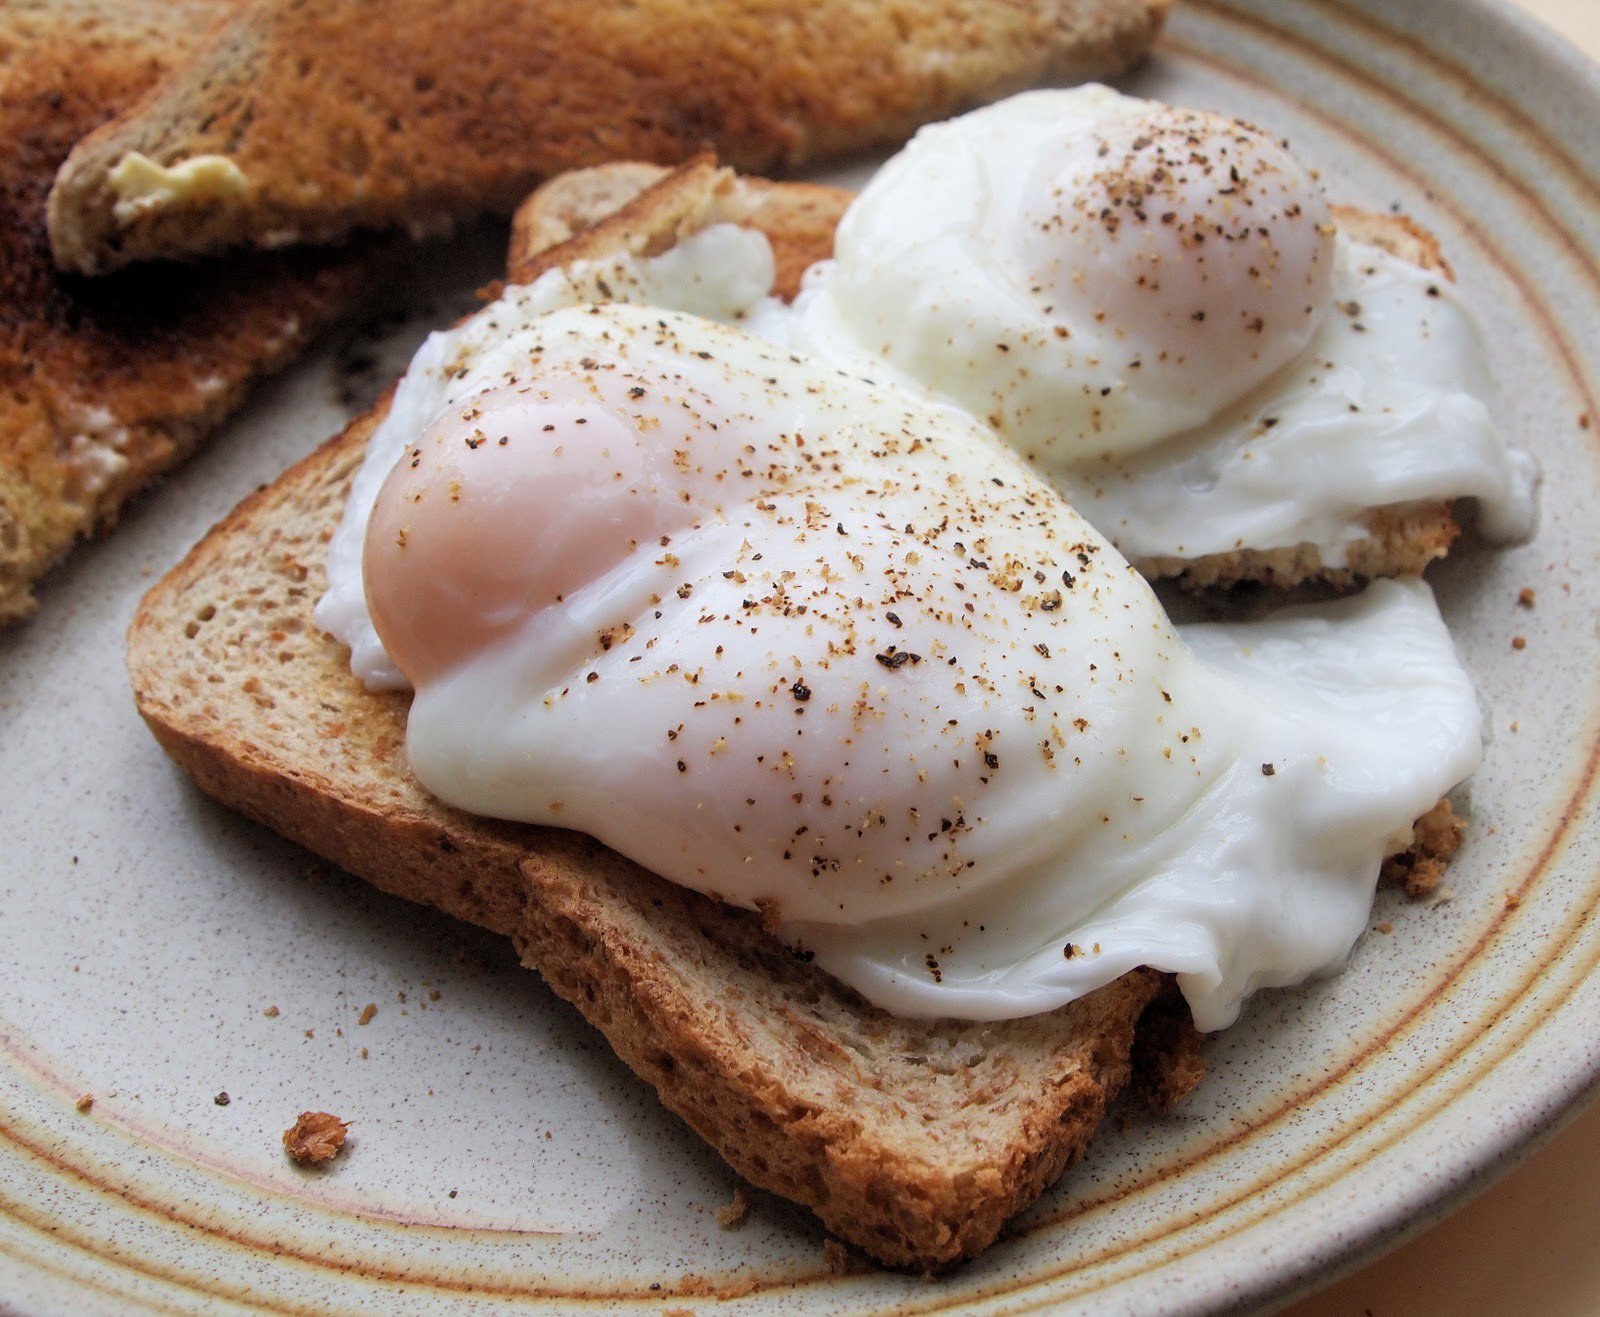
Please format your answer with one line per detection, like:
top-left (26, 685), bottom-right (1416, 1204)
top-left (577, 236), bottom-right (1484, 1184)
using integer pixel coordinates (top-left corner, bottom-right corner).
top-left (127, 162), bottom-right (1204, 1271)
top-left (128, 159), bottom-right (1459, 1268)
top-left (47, 0), bottom-right (1171, 273)
top-left (503, 160), bottom-right (1467, 591)
top-left (0, 0), bottom-right (378, 627)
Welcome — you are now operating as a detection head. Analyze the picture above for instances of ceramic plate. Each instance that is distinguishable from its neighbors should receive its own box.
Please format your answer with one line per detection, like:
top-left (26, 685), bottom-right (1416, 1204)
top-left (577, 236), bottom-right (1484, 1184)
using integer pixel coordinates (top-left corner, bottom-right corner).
top-left (4, 0), bottom-right (1598, 1311)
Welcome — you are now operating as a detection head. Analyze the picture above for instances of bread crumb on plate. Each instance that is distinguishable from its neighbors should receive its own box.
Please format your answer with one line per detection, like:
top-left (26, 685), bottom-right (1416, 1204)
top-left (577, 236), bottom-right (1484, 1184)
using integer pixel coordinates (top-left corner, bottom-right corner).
top-left (715, 1184), bottom-right (750, 1228)
top-left (283, 1111), bottom-right (351, 1165)
top-left (1380, 799), bottom-right (1464, 899)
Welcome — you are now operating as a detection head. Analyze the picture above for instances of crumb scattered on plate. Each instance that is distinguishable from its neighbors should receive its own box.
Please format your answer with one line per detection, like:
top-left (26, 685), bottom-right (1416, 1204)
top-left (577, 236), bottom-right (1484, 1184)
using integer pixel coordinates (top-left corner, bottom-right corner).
top-left (283, 1111), bottom-right (351, 1165)
top-left (1381, 799), bottom-right (1463, 899)
top-left (715, 1184), bottom-right (750, 1228)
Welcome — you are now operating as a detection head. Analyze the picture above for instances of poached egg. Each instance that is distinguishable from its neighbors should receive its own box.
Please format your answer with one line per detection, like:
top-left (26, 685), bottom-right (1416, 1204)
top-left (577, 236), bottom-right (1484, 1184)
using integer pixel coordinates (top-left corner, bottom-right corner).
top-left (779, 86), bottom-right (1537, 564)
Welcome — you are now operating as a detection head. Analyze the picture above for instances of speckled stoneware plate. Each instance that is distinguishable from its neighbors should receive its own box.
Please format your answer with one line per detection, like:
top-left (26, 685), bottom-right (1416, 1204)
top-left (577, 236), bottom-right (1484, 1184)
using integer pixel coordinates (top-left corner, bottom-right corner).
top-left (4, 1), bottom-right (1598, 1311)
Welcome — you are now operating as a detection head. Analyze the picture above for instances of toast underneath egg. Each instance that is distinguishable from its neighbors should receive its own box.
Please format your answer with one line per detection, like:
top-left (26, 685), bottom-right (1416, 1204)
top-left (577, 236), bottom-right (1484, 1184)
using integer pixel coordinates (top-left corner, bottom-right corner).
top-left (128, 160), bottom-right (1461, 1269)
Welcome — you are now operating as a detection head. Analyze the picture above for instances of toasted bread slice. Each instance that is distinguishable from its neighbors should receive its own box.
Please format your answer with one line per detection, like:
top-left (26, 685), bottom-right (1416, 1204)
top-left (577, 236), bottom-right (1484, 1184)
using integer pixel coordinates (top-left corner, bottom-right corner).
top-left (128, 162), bottom-right (1207, 1270)
top-left (508, 164), bottom-right (1468, 590)
top-left (0, 0), bottom-right (377, 627)
top-left (47, 0), bottom-right (1171, 274)
top-left (129, 160), bottom-right (1462, 1268)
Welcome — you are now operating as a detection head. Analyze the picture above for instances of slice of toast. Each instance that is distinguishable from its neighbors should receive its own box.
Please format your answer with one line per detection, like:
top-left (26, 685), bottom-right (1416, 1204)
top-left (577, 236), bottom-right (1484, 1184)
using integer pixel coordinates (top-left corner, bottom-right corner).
top-left (128, 161), bottom-right (1208, 1271)
top-left (507, 162), bottom-right (1468, 591)
top-left (129, 159), bottom-right (1461, 1268)
top-left (0, 0), bottom-right (378, 627)
top-left (47, 0), bottom-right (1171, 274)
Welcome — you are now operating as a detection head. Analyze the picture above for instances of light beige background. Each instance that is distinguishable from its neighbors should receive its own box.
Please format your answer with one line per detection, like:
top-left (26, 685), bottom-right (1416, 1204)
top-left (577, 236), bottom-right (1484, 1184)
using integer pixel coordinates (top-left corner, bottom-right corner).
top-left (1286, 1), bottom-right (1600, 1312)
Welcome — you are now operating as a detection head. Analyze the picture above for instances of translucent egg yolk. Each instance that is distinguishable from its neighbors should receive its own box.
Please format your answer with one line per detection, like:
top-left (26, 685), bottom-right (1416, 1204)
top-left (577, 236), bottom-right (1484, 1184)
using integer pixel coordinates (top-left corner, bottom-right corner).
top-left (364, 378), bottom-right (714, 686)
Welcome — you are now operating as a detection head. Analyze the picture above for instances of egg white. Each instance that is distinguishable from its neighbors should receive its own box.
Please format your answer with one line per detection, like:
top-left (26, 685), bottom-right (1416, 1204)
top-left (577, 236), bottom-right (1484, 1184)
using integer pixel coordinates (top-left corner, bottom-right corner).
top-left (317, 86), bottom-right (1528, 1028)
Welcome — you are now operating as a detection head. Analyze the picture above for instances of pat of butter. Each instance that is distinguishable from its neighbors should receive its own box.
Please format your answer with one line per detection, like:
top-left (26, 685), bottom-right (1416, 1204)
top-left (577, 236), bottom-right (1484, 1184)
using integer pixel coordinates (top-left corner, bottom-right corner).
top-left (107, 152), bottom-right (248, 224)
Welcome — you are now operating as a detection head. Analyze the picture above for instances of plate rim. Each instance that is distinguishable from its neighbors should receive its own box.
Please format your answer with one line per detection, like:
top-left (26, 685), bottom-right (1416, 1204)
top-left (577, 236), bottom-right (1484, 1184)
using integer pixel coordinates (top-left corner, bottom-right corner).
top-left (5, 0), bottom-right (1600, 1311)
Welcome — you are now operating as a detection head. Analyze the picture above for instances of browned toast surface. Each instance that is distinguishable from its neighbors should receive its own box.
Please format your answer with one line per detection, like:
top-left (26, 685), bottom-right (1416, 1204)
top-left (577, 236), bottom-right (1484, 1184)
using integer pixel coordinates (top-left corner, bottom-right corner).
top-left (0, 0), bottom-right (376, 626)
top-left (48, 0), bottom-right (1171, 272)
